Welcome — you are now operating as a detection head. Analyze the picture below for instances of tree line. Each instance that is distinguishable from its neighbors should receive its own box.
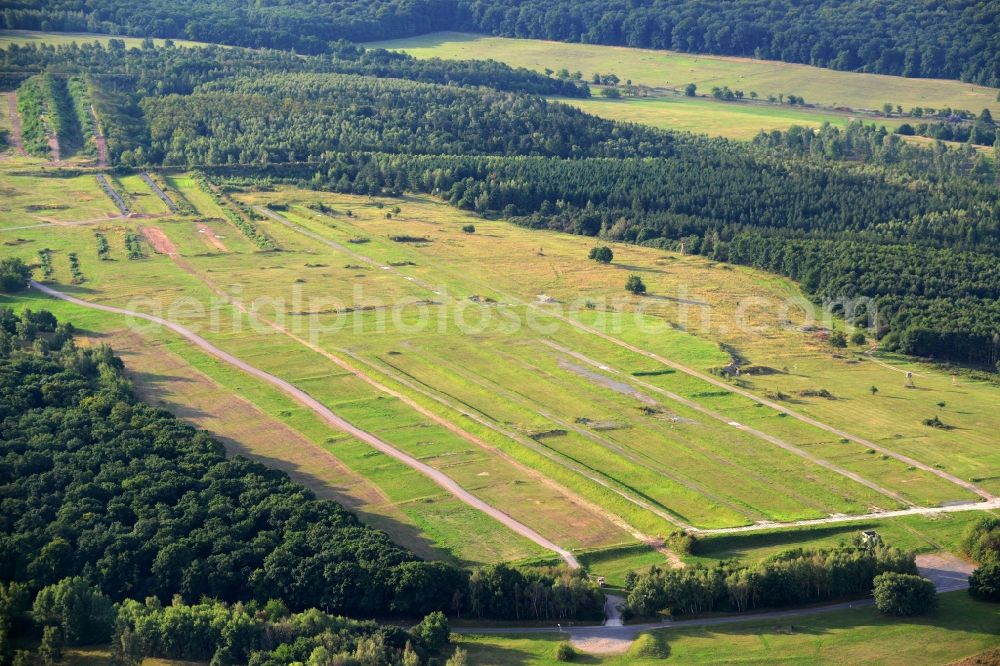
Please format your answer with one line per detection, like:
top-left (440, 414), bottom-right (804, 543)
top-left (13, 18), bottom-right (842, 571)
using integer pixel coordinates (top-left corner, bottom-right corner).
top-left (625, 545), bottom-right (917, 618)
top-left (136, 72), bottom-right (651, 166)
top-left (4, 0), bottom-right (999, 85)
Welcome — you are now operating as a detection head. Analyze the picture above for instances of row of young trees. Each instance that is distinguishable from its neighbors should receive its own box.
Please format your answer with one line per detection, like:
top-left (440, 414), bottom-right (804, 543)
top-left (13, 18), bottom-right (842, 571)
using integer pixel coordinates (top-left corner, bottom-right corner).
top-left (625, 546), bottom-right (917, 618)
top-left (4, 0), bottom-right (999, 85)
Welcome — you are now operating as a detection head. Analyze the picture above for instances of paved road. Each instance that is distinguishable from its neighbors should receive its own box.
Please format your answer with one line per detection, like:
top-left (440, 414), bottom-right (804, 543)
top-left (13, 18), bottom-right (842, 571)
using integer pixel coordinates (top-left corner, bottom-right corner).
top-left (29, 280), bottom-right (580, 568)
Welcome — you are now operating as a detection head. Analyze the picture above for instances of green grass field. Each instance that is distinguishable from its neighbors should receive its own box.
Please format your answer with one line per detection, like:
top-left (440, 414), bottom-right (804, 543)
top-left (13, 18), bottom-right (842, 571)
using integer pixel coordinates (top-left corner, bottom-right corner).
top-left (555, 94), bottom-right (906, 140)
top-left (455, 592), bottom-right (1000, 664)
top-left (366, 32), bottom-right (1000, 115)
top-left (2, 137), bottom-right (999, 574)
top-left (0, 29), bottom-right (210, 50)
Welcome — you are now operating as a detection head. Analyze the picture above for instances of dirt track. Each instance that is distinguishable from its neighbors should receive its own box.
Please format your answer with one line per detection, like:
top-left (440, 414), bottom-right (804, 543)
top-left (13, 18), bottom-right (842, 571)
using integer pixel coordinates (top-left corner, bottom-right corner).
top-left (89, 105), bottom-right (108, 167)
top-left (5, 93), bottom-right (27, 156)
top-left (197, 223), bottom-right (229, 251)
top-left (30, 280), bottom-right (580, 568)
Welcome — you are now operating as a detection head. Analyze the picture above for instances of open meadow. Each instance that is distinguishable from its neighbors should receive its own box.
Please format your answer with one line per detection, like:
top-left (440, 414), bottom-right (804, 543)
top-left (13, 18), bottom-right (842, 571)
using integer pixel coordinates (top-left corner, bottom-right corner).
top-left (367, 32), bottom-right (1000, 140)
top-left (2, 125), bottom-right (998, 582)
top-left (367, 32), bottom-right (1000, 115)
top-left (554, 94), bottom-right (906, 140)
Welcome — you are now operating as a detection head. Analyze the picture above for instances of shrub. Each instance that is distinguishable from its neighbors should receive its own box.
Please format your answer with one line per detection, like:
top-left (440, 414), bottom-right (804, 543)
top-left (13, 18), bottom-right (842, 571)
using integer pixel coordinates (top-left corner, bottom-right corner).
top-left (0, 258), bottom-right (32, 292)
top-left (969, 563), bottom-right (1000, 602)
top-left (872, 572), bottom-right (937, 616)
top-left (462, 224), bottom-right (476, 233)
top-left (628, 633), bottom-right (670, 659)
top-left (625, 274), bottom-right (646, 294)
top-left (922, 415), bottom-right (953, 429)
top-left (588, 246), bottom-right (613, 263)
top-left (961, 516), bottom-right (1000, 565)
top-left (411, 611), bottom-right (450, 652)
top-left (555, 642), bottom-right (576, 661)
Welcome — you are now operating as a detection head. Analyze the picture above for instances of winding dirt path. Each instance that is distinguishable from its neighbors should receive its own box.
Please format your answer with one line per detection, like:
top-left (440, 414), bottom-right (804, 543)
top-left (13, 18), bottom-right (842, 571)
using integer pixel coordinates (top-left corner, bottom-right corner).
top-left (29, 280), bottom-right (579, 568)
top-left (5, 93), bottom-right (27, 156)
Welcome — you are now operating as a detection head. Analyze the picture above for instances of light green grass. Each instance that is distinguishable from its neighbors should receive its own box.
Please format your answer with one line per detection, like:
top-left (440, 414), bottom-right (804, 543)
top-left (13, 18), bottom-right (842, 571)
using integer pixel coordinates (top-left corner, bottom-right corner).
top-left (0, 172), bottom-right (119, 229)
top-left (4, 167), bottom-right (1000, 561)
top-left (0, 29), bottom-right (210, 50)
top-left (686, 511), bottom-right (999, 566)
top-left (556, 94), bottom-right (905, 140)
top-left (114, 173), bottom-right (171, 215)
top-left (367, 32), bottom-right (1000, 116)
top-left (455, 592), bottom-right (1000, 664)
top-left (577, 544), bottom-right (672, 588)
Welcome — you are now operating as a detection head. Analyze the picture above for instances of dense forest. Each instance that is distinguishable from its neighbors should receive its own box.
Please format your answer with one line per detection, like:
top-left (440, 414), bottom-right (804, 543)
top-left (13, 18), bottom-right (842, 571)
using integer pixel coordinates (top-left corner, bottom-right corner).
top-left (0, 305), bottom-right (602, 661)
top-left (142, 72), bottom-right (655, 165)
top-left (3, 0), bottom-right (999, 85)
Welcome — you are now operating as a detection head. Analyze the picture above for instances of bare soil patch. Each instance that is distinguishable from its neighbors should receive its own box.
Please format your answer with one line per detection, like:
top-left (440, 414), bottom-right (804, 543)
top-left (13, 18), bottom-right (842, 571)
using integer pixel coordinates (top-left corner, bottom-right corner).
top-left (197, 222), bottom-right (229, 251)
top-left (5, 92), bottom-right (27, 156)
top-left (140, 225), bottom-right (178, 255)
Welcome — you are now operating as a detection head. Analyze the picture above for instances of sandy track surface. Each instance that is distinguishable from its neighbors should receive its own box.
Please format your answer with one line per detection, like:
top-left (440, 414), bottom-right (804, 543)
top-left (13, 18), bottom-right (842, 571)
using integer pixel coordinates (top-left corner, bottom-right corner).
top-left (139, 225), bottom-right (177, 255)
top-left (30, 280), bottom-right (579, 567)
top-left (5, 93), bottom-right (27, 156)
top-left (89, 105), bottom-right (108, 167)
